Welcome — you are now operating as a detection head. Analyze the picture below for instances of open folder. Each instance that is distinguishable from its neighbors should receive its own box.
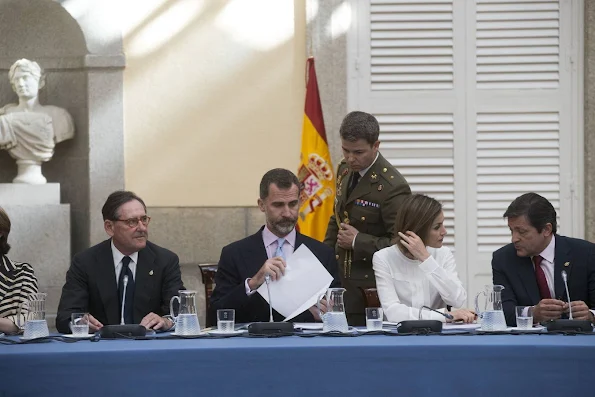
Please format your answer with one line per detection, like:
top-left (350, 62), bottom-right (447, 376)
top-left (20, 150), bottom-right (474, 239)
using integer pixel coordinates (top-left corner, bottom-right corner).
top-left (257, 244), bottom-right (333, 321)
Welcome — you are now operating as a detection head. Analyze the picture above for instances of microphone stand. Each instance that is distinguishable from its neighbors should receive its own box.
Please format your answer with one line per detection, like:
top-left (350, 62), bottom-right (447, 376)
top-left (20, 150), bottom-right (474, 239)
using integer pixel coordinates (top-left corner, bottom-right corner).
top-left (120, 275), bottom-right (128, 325)
top-left (247, 273), bottom-right (294, 335)
top-left (265, 274), bottom-right (274, 322)
top-left (543, 270), bottom-right (592, 332)
top-left (419, 306), bottom-right (454, 321)
top-left (562, 271), bottom-right (573, 320)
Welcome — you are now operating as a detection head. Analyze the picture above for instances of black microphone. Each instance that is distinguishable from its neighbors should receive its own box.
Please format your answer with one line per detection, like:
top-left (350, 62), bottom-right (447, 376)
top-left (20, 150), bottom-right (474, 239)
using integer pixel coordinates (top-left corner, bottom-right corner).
top-left (420, 306), bottom-right (454, 320)
top-left (543, 270), bottom-right (592, 332)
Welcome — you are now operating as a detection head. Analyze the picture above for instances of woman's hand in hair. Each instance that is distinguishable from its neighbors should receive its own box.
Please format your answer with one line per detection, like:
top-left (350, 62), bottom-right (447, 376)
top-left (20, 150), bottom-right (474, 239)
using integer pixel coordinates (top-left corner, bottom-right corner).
top-left (398, 231), bottom-right (430, 262)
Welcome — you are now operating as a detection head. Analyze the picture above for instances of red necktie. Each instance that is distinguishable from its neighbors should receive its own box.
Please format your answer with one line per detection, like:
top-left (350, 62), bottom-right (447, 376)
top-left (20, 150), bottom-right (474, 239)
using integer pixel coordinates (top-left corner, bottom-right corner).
top-left (533, 255), bottom-right (551, 299)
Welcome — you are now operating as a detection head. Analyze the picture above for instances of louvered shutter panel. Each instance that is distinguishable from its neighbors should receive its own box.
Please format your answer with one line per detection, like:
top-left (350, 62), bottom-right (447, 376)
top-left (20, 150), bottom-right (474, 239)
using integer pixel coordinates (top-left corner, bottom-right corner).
top-left (351, 0), bottom-right (462, 254)
top-left (468, 0), bottom-right (578, 303)
top-left (378, 114), bottom-right (456, 247)
top-left (472, 0), bottom-right (564, 254)
top-left (476, 0), bottom-right (560, 89)
top-left (348, 0), bottom-right (581, 306)
top-left (476, 112), bottom-right (561, 252)
top-left (370, 0), bottom-right (454, 90)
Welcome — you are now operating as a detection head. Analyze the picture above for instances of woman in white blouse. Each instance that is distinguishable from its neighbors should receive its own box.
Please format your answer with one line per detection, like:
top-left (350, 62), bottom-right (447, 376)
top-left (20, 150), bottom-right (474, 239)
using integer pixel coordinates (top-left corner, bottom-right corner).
top-left (372, 194), bottom-right (475, 323)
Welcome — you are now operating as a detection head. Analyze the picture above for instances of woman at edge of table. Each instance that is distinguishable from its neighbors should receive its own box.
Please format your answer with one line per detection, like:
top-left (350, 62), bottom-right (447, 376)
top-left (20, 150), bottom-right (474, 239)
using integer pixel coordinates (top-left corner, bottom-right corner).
top-left (0, 207), bottom-right (38, 334)
top-left (372, 194), bottom-right (476, 324)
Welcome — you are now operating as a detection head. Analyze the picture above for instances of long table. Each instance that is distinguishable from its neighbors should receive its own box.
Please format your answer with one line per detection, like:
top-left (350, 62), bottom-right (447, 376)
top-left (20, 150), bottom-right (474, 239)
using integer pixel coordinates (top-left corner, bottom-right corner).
top-left (1, 333), bottom-right (594, 397)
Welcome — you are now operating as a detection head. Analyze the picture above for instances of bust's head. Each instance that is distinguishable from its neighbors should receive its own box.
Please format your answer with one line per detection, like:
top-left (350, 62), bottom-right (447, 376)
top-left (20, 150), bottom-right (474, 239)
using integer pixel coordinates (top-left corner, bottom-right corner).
top-left (8, 59), bottom-right (45, 100)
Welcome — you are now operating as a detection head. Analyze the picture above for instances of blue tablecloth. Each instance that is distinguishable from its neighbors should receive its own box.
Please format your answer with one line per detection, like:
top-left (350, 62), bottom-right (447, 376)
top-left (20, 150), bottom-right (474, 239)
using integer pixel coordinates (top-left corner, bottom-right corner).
top-left (1, 333), bottom-right (594, 397)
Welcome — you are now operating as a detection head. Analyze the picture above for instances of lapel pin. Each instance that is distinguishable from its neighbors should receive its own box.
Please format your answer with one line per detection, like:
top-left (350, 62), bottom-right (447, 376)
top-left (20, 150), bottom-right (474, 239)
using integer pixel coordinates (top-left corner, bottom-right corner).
top-left (378, 184), bottom-right (383, 191)
top-left (371, 173), bottom-right (378, 180)
top-left (149, 270), bottom-right (154, 276)
top-left (564, 262), bottom-right (570, 267)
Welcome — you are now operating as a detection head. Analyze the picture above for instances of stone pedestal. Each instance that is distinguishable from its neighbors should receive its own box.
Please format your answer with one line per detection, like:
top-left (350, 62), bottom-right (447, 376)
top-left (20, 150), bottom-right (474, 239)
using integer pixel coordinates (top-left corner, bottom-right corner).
top-left (1, 183), bottom-right (70, 331)
top-left (0, 183), bottom-right (60, 205)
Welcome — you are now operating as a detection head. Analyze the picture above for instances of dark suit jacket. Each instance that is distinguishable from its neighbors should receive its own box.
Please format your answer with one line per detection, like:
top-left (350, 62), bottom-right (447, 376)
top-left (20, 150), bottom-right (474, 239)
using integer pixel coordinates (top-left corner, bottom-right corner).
top-left (209, 227), bottom-right (341, 325)
top-left (492, 235), bottom-right (595, 326)
top-left (56, 239), bottom-right (184, 333)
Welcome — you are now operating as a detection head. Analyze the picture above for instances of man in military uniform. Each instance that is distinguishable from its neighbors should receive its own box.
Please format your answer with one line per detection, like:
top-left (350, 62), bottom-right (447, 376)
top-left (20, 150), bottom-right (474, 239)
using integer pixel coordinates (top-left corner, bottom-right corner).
top-left (324, 111), bottom-right (411, 325)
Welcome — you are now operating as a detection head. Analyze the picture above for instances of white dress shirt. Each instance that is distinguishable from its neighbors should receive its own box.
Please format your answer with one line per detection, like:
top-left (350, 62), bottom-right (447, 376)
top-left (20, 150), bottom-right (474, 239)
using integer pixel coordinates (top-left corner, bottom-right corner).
top-left (244, 226), bottom-right (296, 295)
top-left (372, 245), bottom-right (467, 322)
top-left (111, 241), bottom-right (138, 284)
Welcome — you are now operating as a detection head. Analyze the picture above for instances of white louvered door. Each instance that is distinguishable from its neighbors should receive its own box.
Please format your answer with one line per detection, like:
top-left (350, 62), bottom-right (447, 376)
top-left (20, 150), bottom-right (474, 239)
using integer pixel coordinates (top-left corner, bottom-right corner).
top-left (347, 0), bottom-right (583, 306)
top-left (465, 0), bottom-right (583, 303)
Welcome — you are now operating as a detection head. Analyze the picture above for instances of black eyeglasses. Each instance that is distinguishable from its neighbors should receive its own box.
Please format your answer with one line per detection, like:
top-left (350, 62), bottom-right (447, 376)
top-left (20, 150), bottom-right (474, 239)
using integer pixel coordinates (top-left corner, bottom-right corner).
top-left (113, 215), bottom-right (151, 228)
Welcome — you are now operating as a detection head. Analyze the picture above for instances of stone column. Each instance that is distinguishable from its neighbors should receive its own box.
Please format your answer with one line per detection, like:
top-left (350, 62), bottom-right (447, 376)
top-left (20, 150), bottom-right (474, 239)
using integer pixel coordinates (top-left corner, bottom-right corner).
top-left (585, 0), bottom-right (595, 242)
top-left (306, 0), bottom-right (349, 166)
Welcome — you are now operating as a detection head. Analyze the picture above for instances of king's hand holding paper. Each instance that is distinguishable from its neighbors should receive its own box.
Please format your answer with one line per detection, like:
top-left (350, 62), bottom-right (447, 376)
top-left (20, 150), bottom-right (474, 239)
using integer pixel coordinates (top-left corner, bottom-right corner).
top-left (248, 257), bottom-right (286, 291)
top-left (257, 245), bottom-right (334, 321)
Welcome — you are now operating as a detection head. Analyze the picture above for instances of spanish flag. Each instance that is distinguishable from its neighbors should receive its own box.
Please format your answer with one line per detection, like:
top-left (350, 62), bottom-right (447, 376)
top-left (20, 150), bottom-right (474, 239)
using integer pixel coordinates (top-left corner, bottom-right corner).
top-left (297, 57), bottom-right (335, 242)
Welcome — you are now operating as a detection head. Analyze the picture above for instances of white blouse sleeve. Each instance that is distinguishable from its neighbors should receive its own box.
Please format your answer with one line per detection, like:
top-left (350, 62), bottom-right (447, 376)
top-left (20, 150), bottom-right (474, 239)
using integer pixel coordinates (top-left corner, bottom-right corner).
top-left (418, 248), bottom-right (467, 308)
top-left (373, 251), bottom-right (444, 323)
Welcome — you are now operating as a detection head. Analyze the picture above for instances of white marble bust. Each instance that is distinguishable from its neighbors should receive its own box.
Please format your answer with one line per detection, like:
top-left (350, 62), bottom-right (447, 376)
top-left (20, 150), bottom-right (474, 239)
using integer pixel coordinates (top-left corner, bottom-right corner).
top-left (0, 59), bottom-right (75, 184)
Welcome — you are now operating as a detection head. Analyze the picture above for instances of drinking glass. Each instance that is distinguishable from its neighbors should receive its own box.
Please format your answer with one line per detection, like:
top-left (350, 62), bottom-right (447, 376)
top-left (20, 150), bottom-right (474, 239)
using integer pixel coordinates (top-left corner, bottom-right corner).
top-left (217, 309), bottom-right (235, 333)
top-left (70, 313), bottom-right (90, 336)
top-left (515, 306), bottom-right (534, 329)
top-left (365, 307), bottom-right (383, 331)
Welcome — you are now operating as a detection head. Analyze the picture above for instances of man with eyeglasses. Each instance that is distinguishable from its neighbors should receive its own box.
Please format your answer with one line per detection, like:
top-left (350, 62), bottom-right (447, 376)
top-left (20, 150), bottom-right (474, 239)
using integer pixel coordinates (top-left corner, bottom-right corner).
top-left (56, 191), bottom-right (184, 334)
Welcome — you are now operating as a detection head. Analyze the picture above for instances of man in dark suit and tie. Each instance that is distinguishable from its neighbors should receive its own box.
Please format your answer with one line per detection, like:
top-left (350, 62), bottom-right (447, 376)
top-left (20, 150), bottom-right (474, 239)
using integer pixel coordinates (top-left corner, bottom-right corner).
top-left (56, 191), bottom-right (184, 333)
top-left (492, 192), bottom-right (595, 326)
top-left (209, 168), bottom-right (341, 324)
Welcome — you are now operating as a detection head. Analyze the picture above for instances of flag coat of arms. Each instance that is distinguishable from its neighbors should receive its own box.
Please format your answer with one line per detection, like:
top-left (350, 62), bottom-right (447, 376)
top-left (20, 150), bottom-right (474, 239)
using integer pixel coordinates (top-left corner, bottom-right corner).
top-left (297, 57), bottom-right (334, 242)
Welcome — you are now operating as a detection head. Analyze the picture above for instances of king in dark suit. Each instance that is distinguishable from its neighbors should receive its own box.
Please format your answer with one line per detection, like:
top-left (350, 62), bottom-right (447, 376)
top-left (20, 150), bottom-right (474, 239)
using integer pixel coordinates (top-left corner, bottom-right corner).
top-left (492, 193), bottom-right (595, 326)
top-left (56, 191), bottom-right (184, 334)
top-left (209, 169), bottom-right (341, 325)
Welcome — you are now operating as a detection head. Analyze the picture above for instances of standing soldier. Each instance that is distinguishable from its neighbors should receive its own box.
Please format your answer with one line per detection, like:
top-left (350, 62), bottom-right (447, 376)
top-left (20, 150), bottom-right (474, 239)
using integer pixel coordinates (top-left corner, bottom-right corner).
top-left (324, 111), bottom-right (411, 325)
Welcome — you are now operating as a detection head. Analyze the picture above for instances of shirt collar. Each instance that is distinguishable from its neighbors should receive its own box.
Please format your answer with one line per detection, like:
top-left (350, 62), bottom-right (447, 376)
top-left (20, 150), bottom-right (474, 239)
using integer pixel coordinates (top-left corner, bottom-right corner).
top-left (262, 225), bottom-right (296, 249)
top-left (359, 152), bottom-right (379, 177)
top-left (111, 240), bottom-right (139, 267)
top-left (537, 235), bottom-right (556, 264)
top-left (1, 255), bottom-right (16, 273)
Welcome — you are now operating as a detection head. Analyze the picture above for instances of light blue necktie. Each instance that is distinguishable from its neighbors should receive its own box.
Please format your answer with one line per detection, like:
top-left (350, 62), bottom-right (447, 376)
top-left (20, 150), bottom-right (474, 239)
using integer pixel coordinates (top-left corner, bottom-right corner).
top-left (275, 238), bottom-right (286, 260)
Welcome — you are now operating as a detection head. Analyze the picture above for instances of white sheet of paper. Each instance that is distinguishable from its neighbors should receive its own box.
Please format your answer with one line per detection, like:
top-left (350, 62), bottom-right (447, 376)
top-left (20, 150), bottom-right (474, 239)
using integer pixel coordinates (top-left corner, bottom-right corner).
top-left (257, 244), bottom-right (333, 321)
top-left (442, 323), bottom-right (481, 331)
top-left (293, 323), bottom-right (324, 330)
